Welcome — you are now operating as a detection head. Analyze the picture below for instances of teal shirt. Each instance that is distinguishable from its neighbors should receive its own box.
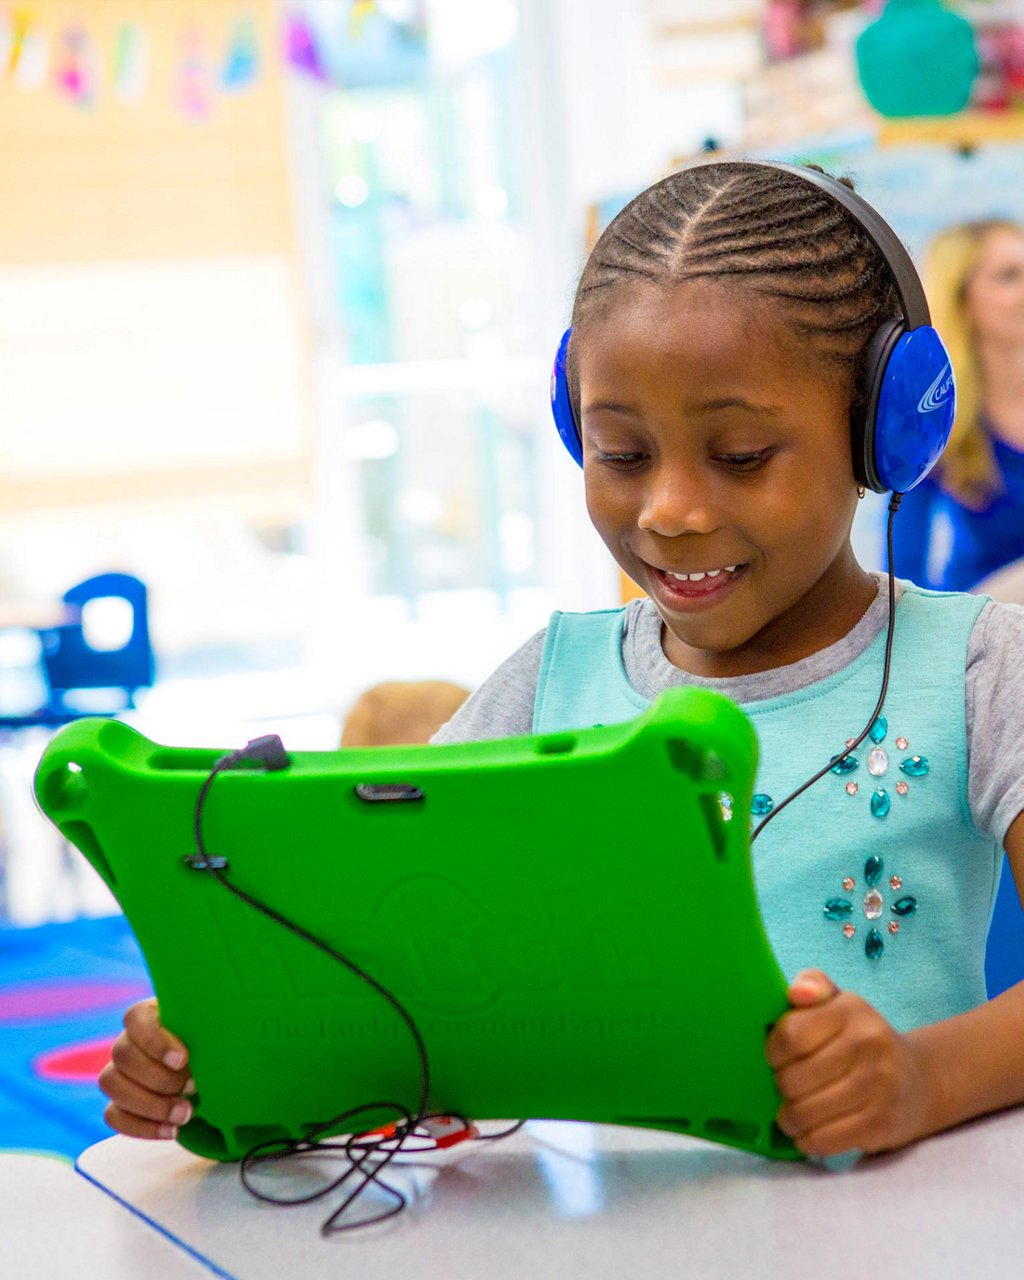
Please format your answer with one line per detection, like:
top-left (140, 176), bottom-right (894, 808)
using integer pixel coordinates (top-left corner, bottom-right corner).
top-left (533, 585), bottom-right (1000, 1033)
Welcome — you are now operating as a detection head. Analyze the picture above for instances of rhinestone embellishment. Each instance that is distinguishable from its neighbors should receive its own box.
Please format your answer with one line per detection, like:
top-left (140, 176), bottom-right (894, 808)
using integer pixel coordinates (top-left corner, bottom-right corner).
top-left (834, 722), bottom-right (928, 817)
top-left (863, 889), bottom-right (884, 919)
top-left (823, 856), bottom-right (917, 960)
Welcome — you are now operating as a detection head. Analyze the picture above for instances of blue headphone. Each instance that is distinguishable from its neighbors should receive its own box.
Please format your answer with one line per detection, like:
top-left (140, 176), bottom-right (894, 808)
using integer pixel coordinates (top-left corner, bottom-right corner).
top-left (549, 162), bottom-right (955, 495)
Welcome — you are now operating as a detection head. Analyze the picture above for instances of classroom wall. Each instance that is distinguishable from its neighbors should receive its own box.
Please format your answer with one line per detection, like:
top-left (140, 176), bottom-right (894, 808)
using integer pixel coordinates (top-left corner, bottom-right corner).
top-left (0, 0), bottom-right (312, 521)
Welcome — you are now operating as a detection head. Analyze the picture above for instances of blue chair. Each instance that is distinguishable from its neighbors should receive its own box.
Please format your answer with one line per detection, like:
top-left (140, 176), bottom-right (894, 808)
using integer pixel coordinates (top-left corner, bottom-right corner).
top-left (0, 574), bottom-right (155, 730)
top-left (986, 856), bottom-right (1024, 999)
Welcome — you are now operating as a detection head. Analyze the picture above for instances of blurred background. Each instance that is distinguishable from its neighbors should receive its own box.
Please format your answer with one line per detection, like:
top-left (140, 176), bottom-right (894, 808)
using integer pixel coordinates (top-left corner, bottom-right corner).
top-left (3, 0), bottom-right (1024, 1152)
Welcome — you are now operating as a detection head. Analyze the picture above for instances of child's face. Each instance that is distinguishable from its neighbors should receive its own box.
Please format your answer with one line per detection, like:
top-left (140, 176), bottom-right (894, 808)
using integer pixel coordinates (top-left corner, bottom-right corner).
top-left (577, 280), bottom-right (870, 676)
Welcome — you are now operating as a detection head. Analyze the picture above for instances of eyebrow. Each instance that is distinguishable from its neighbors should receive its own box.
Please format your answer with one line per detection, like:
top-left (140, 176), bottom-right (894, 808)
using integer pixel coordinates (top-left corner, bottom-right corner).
top-left (582, 397), bottom-right (783, 416)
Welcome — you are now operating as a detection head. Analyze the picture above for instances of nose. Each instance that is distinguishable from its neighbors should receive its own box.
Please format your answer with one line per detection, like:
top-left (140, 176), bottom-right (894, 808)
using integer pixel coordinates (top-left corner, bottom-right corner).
top-left (636, 464), bottom-right (719, 537)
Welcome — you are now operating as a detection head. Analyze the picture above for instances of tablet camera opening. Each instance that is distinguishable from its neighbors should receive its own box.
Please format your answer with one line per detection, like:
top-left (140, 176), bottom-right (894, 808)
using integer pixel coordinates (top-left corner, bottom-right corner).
top-left (354, 783), bottom-right (425, 803)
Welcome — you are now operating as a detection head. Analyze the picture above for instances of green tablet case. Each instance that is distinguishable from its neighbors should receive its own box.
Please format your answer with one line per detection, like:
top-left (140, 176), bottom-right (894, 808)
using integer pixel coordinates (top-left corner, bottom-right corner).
top-left (34, 688), bottom-right (799, 1163)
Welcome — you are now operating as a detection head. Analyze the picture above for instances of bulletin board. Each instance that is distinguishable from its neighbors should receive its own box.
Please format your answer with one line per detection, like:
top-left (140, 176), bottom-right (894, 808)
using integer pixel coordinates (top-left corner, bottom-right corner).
top-left (0, 0), bottom-right (312, 519)
top-left (0, 0), bottom-right (294, 264)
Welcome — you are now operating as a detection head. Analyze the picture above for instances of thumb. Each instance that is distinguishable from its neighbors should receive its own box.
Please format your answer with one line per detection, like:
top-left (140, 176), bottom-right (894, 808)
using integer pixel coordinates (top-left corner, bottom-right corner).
top-left (788, 968), bottom-right (839, 1007)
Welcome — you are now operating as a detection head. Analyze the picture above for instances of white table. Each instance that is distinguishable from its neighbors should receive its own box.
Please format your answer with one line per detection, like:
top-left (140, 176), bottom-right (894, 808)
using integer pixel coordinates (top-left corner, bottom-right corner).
top-left (3, 1150), bottom-right (206, 1278)
top-left (74, 1109), bottom-right (1024, 1280)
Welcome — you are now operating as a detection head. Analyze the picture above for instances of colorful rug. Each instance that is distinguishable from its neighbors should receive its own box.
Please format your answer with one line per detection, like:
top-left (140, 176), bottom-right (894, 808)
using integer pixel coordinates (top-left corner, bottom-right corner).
top-left (0, 915), bottom-right (151, 1157)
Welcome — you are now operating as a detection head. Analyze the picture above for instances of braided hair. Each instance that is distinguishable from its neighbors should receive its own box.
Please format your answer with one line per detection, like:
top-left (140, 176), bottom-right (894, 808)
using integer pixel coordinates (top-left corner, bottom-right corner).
top-left (569, 162), bottom-right (901, 431)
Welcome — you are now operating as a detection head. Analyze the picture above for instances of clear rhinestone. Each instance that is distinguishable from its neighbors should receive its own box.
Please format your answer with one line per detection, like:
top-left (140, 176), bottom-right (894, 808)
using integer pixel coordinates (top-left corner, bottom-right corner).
top-left (889, 921), bottom-right (900, 935)
top-left (842, 923), bottom-right (856, 938)
top-left (896, 737), bottom-right (908, 750)
top-left (889, 875), bottom-right (902, 890)
top-left (896, 781), bottom-right (909, 796)
top-left (863, 889), bottom-right (884, 919)
top-left (867, 747), bottom-right (889, 777)
top-left (843, 876), bottom-right (855, 891)
top-left (846, 781), bottom-right (858, 796)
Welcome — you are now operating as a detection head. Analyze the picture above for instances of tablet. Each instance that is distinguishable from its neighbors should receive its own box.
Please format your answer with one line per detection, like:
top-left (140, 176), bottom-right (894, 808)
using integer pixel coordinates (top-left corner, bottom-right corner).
top-left (34, 688), bottom-right (799, 1163)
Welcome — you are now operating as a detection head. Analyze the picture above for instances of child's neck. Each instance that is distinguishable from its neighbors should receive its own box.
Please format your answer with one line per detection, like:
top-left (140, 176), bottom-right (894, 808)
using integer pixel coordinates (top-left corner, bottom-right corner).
top-left (662, 553), bottom-right (878, 679)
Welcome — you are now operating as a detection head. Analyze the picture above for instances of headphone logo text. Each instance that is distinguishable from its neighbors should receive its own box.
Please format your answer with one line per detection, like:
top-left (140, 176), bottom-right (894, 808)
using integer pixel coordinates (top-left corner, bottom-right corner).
top-left (917, 364), bottom-right (954, 415)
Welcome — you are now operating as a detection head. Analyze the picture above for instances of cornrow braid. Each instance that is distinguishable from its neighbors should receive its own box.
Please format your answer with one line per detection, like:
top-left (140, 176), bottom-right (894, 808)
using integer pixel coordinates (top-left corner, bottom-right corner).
top-left (570, 162), bottom-right (901, 429)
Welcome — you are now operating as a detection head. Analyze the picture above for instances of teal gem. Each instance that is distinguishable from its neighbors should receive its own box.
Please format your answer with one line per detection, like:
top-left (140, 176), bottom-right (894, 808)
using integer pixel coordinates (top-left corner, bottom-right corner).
top-left (864, 855), bottom-right (884, 887)
top-left (823, 897), bottom-right (854, 920)
top-left (870, 788), bottom-right (891, 818)
top-left (900, 756), bottom-right (929, 778)
top-left (751, 793), bottom-right (774, 816)
top-left (869, 716), bottom-right (887, 744)
top-left (891, 895), bottom-right (918, 917)
top-left (865, 929), bottom-right (884, 960)
top-left (829, 754), bottom-right (858, 775)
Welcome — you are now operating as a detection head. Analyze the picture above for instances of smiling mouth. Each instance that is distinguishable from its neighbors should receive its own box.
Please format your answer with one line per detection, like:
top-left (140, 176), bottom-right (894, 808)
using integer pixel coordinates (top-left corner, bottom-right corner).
top-left (647, 561), bottom-right (749, 603)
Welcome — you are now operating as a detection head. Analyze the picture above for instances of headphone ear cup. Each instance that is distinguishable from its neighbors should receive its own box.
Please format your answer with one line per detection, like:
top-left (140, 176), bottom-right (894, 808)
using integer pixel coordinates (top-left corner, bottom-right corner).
top-left (857, 317), bottom-right (905, 493)
top-left (868, 324), bottom-right (956, 494)
top-left (550, 327), bottom-right (583, 467)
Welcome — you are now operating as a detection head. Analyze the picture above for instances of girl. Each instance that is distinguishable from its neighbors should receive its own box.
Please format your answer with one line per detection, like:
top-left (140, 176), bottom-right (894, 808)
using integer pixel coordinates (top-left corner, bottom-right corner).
top-left (892, 219), bottom-right (1024, 591)
top-left (100, 163), bottom-right (1024, 1161)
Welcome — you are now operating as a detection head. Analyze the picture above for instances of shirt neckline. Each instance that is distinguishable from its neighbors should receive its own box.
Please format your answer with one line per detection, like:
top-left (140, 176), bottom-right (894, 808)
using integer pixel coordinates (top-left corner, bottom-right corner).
top-left (624, 572), bottom-right (903, 705)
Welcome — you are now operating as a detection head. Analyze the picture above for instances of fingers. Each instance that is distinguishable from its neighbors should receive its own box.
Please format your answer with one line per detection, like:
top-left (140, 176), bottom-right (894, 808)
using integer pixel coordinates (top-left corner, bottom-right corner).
top-left (776, 1073), bottom-right (860, 1146)
top-left (108, 1034), bottom-right (190, 1096)
top-left (773, 1031), bottom-right (852, 1104)
top-left (103, 1102), bottom-right (183, 1142)
top-left (98, 1066), bottom-right (193, 1128)
top-left (765, 995), bottom-right (846, 1071)
top-left (98, 998), bottom-right (194, 1141)
top-left (123, 997), bottom-right (189, 1071)
top-left (786, 969), bottom-right (839, 1007)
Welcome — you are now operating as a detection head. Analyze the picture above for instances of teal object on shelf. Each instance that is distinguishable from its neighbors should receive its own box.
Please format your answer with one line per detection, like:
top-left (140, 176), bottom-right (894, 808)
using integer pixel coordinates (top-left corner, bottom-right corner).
top-left (33, 690), bottom-right (801, 1165)
top-left (856, 0), bottom-right (978, 118)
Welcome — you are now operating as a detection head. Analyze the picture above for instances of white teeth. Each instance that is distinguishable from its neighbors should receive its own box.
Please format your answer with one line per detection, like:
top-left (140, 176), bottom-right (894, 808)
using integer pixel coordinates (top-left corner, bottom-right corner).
top-left (666, 565), bottom-right (739, 582)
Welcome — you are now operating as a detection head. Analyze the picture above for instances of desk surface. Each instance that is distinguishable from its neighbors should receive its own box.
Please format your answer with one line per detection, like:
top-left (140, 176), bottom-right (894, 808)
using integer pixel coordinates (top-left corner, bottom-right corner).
top-left (3, 1151), bottom-right (205, 1279)
top-left (78, 1109), bottom-right (1024, 1280)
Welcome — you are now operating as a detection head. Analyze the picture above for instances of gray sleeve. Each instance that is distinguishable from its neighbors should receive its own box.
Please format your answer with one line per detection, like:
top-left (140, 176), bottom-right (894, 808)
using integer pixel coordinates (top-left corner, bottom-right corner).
top-left (967, 600), bottom-right (1024, 844)
top-left (430, 628), bottom-right (547, 744)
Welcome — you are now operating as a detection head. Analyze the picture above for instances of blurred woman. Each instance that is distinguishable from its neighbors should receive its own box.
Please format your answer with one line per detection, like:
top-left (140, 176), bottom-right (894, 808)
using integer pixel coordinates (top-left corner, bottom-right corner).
top-left (891, 220), bottom-right (1024, 593)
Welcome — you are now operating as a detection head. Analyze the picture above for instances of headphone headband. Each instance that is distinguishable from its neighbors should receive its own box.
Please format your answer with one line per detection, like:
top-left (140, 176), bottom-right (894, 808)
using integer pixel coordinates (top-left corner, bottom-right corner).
top-left (757, 162), bottom-right (931, 328)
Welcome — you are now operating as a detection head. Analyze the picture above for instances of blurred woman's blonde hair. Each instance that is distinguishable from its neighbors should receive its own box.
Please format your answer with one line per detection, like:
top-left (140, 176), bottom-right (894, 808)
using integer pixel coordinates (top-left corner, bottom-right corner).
top-left (341, 680), bottom-right (470, 747)
top-left (925, 219), bottom-right (1023, 509)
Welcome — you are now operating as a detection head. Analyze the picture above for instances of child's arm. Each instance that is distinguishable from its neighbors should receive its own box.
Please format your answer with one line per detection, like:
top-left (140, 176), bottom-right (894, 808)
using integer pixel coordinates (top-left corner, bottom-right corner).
top-left (98, 998), bottom-right (194, 1140)
top-left (766, 812), bottom-right (1024, 1157)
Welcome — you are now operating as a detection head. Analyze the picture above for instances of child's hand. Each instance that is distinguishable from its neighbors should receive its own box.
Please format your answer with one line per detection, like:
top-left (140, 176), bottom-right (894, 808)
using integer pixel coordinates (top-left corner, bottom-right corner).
top-left (765, 969), bottom-right (940, 1157)
top-left (98, 998), bottom-right (194, 1140)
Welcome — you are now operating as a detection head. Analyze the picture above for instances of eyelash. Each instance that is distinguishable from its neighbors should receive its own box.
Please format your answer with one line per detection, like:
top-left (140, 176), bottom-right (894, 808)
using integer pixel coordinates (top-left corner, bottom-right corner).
top-left (593, 449), bottom-right (775, 473)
